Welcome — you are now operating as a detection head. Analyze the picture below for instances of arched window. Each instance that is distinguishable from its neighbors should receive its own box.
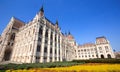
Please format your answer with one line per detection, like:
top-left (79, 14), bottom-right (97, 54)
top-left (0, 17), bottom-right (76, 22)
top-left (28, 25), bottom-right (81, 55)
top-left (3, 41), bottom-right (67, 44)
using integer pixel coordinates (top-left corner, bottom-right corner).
top-left (10, 33), bottom-right (15, 40)
top-left (37, 45), bottom-right (41, 52)
top-left (50, 48), bottom-right (52, 54)
top-left (3, 49), bottom-right (12, 61)
top-left (101, 54), bottom-right (104, 58)
top-left (107, 54), bottom-right (111, 59)
top-left (44, 46), bottom-right (47, 53)
top-left (55, 49), bottom-right (56, 54)
top-left (39, 26), bottom-right (43, 35)
top-left (38, 37), bottom-right (41, 42)
top-left (51, 32), bottom-right (53, 40)
top-left (45, 29), bottom-right (48, 38)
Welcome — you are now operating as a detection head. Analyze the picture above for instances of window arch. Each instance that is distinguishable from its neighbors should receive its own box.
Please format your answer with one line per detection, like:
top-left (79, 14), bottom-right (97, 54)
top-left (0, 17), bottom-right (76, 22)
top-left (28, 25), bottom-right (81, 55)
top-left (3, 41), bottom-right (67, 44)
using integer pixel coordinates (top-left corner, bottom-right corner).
top-left (107, 54), bottom-right (111, 59)
top-left (10, 33), bottom-right (15, 40)
top-left (101, 54), bottom-right (104, 58)
top-left (51, 32), bottom-right (53, 40)
top-left (37, 45), bottom-right (41, 52)
top-left (45, 29), bottom-right (48, 38)
top-left (39, 26), bottom-right (43, 35)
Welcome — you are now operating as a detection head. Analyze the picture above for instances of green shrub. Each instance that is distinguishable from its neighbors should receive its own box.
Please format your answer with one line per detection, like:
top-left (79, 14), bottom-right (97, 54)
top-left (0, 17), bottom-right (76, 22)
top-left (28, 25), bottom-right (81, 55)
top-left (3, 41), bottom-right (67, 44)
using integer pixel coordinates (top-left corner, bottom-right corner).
top-left (72, 58), bottom-right (120, 64)
top-left (0, 61), bottom-right (83, 70)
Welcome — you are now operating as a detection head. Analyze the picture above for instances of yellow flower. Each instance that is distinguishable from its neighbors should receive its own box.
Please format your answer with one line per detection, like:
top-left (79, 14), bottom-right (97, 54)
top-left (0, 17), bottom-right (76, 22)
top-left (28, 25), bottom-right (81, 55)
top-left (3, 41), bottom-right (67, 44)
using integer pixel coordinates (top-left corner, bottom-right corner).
top-left (5, 63), bottom-right (120, 72)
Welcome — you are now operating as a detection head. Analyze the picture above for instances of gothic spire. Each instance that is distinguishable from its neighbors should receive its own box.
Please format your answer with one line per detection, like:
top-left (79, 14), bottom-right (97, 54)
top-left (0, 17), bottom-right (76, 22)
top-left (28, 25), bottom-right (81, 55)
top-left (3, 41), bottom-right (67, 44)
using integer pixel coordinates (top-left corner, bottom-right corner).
top-left (65, 32), bottom-right (67, 36)
top-left (55, 20), bottom-right (59, 28)
top-left (40, 5), bottom-right (44, 12)
top-left (38, 5), bottom-right (44, 17)
top-left (55, 20), bottom-right (58, 25)
top-left (68, 31), bottom-right (71, 35)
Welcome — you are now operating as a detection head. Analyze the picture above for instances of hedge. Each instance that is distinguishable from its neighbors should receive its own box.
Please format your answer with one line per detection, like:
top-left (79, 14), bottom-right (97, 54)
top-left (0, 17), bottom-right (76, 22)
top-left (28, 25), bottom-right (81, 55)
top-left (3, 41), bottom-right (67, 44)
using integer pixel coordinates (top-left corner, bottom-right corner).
top-left (0, 61), bottom-right (83, 70)
top-left (72, 58), bottom-right (120, 64)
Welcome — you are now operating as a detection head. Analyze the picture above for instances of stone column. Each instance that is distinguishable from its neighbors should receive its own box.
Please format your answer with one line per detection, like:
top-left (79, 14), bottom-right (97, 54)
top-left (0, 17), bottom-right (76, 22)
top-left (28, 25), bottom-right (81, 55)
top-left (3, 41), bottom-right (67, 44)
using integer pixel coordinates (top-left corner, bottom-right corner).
top-left (0, 45), bottom-right (6, 61)
top-left (56, 33), bottom-right (59, 61)
top-left (64, 41), bottom-right (67, 60)
top-left (47, 29), bottom-right (51, 62)
top-left (40, 25), bottom-right (46, 63)
top-left (96, 46), bottom-right (101, 58)
top-left (103, 45), bottom-right (107, 58)
top-left (30, 25), bottom-right (37, 63)
top-left (60, 35), bottom-right (63, 61)
top-left (0, 33), bottom-right (9, 62)
top-left (52, 32), bottom-right (55, 62)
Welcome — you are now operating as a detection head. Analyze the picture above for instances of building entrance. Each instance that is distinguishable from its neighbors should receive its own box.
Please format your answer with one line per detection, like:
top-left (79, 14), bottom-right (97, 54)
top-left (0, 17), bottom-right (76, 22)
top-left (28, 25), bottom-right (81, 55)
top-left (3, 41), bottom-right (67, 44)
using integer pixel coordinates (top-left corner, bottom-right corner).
top-left (107, 54), bottom-right (111, 59)
top-left (101, 54), bottom-right (104, 58)
top-left (3, 49), bottom-right (12, 61)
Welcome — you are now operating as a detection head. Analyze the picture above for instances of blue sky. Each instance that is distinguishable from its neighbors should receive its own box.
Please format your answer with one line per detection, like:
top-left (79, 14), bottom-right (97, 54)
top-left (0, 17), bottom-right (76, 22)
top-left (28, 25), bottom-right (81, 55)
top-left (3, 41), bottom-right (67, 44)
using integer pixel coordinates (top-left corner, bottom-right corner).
top-left (0, 0), bottom-right (120, 51)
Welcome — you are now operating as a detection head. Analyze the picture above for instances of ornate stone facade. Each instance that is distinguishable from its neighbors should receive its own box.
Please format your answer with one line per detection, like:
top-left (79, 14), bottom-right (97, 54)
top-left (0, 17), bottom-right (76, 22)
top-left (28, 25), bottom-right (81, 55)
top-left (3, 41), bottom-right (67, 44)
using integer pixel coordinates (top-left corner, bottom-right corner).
top-left (76, 37), bottom-right (115, 60)
top-left (0, 7), bottom-right (63, 63)
top-left (0, 7), bottom-right (115, 63)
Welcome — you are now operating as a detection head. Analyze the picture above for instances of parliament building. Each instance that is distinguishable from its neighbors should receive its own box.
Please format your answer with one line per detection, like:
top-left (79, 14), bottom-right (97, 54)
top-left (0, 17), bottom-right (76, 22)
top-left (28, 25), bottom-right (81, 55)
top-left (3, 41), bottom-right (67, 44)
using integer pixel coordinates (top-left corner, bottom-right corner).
top-left (0, 7), bottom-right (115, 63)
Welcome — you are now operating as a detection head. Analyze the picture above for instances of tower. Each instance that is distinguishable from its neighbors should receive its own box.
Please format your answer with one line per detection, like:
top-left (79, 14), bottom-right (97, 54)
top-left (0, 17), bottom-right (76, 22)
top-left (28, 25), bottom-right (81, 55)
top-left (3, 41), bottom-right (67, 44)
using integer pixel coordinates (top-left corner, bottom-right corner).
top-left (39, 6), bottom-right (44, 17)
top-left (0, 17), bottom-right (25, 62)
top-left (95, 36), bottom-right (115, 58)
